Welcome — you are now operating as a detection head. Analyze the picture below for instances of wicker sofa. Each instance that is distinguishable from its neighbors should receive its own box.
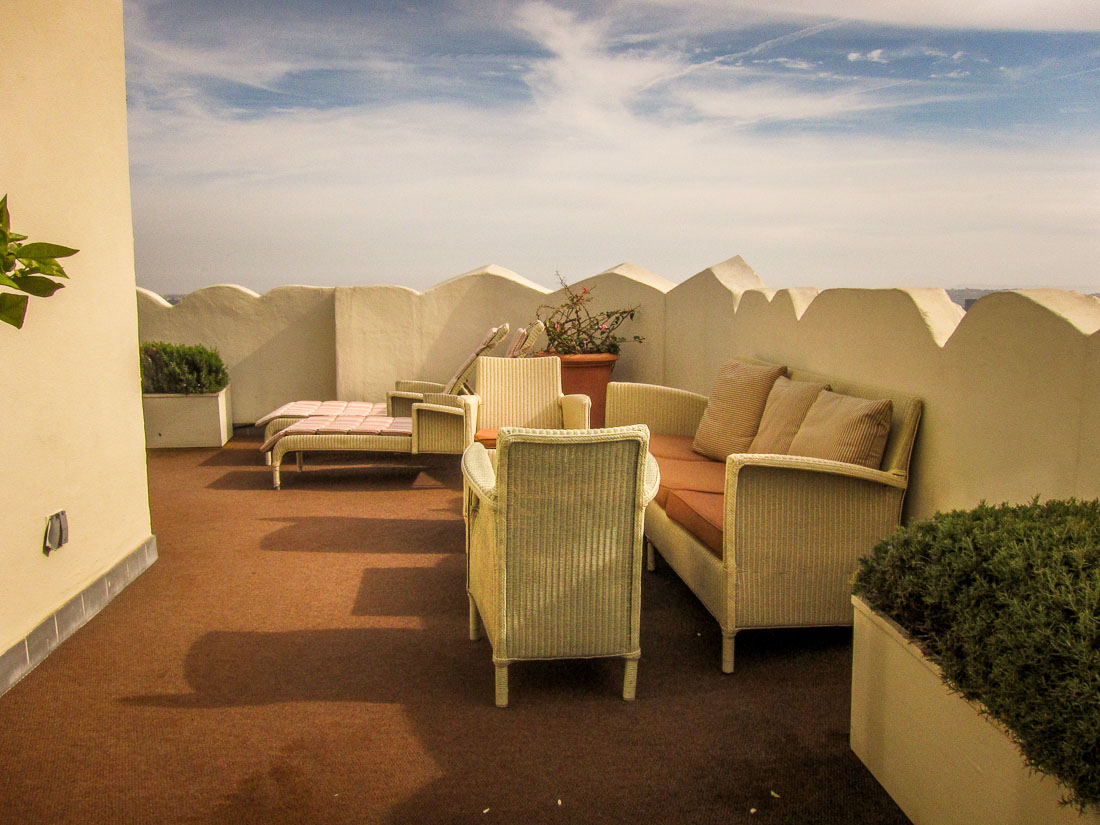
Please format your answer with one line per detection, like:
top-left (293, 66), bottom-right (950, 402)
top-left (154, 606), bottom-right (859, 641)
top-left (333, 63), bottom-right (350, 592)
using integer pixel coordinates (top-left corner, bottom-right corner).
top-left (604, 359), bottom-right (922, 673)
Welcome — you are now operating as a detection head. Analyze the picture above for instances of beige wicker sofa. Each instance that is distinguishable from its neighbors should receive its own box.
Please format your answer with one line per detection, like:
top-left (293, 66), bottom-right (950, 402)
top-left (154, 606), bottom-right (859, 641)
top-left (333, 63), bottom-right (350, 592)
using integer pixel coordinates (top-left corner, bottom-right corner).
top-left (605, 358), bottom-right (922, 673)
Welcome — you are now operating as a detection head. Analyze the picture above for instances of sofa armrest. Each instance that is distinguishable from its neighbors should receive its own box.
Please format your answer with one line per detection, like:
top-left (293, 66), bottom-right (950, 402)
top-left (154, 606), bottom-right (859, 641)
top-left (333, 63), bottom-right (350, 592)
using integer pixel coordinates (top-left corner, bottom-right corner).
top-left (605, 382), bottom-right (708, 435)
top-left (560, 394), bottom-right (592, 429)
top-left (721, 452), bottom-right (908, 627)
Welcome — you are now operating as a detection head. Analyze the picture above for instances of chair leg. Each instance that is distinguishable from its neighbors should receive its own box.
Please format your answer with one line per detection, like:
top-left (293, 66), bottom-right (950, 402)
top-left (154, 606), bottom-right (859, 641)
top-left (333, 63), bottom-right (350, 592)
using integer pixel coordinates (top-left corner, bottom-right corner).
top-left (645, 537), bottom-right (656, 572)
top-left (296, 451), bottom-right (304, 471)
top-left (721, 631), bottom-right (736, 674)
top-left (468, 595), bottom-right (483, 641)
top-left (272, 451), bottom-right (282, 490)
top-left (623, 658), bottom-right (639, 701)
top-left (264, 451), bottom-right (272, 466)
top-left (494, 662), bottom-right (509, 708)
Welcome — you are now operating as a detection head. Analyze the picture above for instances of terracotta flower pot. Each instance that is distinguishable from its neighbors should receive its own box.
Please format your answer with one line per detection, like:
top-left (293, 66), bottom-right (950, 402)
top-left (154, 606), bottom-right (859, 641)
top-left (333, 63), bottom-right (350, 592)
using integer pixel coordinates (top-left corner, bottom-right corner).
top-left (536, 352), bottom-right (619, 427)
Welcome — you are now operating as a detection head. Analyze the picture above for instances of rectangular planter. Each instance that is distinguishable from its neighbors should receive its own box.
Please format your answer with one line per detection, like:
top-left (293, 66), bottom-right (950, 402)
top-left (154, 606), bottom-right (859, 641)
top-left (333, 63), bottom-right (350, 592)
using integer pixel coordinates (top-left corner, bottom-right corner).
top-left (142, 386), bottom-right (232, 448)
top-left (851, 595), bottom-right (1099, 825)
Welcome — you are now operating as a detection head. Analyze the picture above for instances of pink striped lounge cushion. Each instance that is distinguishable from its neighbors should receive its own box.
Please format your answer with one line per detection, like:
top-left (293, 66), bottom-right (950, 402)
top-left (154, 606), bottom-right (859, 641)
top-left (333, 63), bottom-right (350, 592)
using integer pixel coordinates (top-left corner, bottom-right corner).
top-left (260, 413), bottom-right (412, 451)
top-left (255, 400), bottom-right (388, 427)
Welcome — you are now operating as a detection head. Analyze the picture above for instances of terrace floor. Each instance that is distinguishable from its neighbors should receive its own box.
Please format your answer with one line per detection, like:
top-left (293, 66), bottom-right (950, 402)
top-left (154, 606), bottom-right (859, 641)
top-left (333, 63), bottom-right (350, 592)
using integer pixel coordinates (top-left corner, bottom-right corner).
top-left (0, 431), bottom-right (912, 824)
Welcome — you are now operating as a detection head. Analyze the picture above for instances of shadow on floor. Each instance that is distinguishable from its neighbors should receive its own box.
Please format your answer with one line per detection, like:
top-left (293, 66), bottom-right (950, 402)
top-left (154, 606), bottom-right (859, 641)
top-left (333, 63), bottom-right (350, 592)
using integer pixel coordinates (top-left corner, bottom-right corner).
top-left (259, 516), bottom-right (465, 555)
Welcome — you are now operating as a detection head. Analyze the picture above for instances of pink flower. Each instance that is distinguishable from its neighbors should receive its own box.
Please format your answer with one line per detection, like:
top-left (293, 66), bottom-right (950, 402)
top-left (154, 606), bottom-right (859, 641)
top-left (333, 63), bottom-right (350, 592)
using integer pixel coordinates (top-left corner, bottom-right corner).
top-left (581, 287), bottom-right (589, 294)
top-left (600, 324), bottom-right (607, 330)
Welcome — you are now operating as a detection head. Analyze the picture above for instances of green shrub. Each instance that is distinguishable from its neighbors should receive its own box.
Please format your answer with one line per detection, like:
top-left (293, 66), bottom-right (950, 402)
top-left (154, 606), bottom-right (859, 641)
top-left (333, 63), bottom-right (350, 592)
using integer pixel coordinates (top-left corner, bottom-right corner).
top-left (853, 499), bottom-right (1100, 811)
top-left (140, 341), bottom-right (229, 394)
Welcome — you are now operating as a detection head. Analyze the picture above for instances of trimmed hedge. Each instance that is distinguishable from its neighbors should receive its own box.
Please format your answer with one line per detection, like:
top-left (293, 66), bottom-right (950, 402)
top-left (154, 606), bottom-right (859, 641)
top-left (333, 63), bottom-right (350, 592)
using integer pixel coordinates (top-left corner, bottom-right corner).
top-left (140, 341), bottom-right (228, 395)
top-left (853, 498), bottom-right (1100, 811)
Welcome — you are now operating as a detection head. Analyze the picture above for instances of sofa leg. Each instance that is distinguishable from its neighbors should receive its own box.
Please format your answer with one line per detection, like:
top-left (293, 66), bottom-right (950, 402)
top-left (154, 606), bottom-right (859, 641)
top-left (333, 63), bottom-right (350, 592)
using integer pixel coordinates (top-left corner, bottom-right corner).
top-left (721, 632), bottom-right (736, 674)
top-left (645, 538), bottom-right (656, 572)
top-left (469, 595), bottom-right (483, 641)
top-left (494, 662), bottom-right (509, 708)
top-left (623, 657), bottom-right (639, 701)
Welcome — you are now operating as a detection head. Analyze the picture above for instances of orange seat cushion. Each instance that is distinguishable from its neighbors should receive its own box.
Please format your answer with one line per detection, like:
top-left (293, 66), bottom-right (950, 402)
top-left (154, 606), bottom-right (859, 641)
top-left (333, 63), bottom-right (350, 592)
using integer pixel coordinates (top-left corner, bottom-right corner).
top-left (474, 428), bottom-right (498, 449)
top-left (665, 489), bottom-right (725, 558)
top-left (651, 455), bottom-right (725, 508)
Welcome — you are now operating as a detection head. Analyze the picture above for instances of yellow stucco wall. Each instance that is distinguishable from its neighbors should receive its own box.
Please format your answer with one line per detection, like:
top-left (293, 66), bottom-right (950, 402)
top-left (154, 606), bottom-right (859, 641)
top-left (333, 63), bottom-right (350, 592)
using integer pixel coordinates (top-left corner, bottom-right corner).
top-left (140, 266), bottom-right (1100, 522)
top-left (1, 0), bottom-right (152, 651)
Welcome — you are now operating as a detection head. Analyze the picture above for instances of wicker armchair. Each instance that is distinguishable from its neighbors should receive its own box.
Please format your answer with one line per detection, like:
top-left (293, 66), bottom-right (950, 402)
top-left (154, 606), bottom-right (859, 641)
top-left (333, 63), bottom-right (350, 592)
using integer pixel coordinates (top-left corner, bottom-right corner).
top-left (605, 368), bottom-right (921, 673)
top-left (462, 426), bottom-right (660, 707)
top-left (471, 355), bottom-right (591, 440)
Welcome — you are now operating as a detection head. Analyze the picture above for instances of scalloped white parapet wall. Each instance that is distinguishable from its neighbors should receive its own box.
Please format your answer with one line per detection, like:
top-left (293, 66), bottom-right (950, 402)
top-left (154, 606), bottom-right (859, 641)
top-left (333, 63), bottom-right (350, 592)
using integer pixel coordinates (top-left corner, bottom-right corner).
top-left (137, 256), bottom-right (1100, 519)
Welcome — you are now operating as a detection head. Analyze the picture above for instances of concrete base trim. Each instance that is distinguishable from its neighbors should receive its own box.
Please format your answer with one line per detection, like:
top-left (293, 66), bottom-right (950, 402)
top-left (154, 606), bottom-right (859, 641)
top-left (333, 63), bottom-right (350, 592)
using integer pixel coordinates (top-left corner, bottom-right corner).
top-left (0, 535), bottom-right (158, 697)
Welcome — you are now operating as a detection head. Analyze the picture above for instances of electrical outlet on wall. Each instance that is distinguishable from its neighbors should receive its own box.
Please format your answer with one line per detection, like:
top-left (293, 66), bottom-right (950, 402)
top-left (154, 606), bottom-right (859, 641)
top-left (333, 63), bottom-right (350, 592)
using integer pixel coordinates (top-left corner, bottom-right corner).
top-left (43, 511), bottom-right (68, 555)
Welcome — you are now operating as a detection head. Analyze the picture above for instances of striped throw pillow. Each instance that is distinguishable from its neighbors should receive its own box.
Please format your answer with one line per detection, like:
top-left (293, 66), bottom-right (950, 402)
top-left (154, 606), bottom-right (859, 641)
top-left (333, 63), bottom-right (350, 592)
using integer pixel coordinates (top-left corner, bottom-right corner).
top-left (748, 376), bottom-right (829, 454)
top-left (692, 360), bottom-right (786, 460)
top-left (787, 391), bottom-right (892, 469)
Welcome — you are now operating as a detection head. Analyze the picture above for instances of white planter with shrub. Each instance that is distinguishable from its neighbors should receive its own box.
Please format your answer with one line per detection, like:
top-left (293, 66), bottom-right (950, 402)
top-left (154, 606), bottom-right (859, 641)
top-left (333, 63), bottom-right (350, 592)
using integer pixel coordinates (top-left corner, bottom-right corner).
top-left (850, 499), bottom-right (1100, 825)
top-left (140, 341), bottom-right (232, 448)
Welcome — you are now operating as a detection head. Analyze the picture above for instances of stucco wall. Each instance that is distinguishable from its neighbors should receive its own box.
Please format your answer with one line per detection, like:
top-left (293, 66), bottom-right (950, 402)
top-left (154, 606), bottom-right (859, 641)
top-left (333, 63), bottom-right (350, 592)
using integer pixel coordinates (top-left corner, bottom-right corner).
top-left (716, 286), bottom-right (1100, 518)
top-left (137, 285), bottom-right (337, 424)
top-left (1, 0), bottom-right (152, 651)
top-left (137, 265), bottom-right (1100, 523)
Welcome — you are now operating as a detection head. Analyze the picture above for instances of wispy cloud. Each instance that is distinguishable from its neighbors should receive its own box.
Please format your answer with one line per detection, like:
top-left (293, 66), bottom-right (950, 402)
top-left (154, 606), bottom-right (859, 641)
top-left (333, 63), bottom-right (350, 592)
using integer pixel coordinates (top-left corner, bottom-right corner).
top-left (124, 0), bottom-right (1100, 295)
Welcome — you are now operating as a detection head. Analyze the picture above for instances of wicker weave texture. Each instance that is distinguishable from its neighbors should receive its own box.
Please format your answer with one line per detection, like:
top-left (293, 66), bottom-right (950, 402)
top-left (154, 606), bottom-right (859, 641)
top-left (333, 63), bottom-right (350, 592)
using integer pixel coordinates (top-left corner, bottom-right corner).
top-left (620, 373), bottom-right (921, 672)
top-left (475, 356), bottom-right (564, 430)
top-left (463, 426), bottom-right (657, 705)
top-left (605, 382), bottom-right (708, 437)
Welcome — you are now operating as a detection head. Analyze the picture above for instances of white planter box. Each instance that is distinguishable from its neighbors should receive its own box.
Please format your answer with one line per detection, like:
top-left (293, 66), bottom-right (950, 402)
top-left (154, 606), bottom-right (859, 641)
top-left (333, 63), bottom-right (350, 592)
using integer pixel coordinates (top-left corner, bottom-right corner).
top-left (142, 386), bottom-right (232, 448)
top-left (850, 595), bottom-right (1099, 825)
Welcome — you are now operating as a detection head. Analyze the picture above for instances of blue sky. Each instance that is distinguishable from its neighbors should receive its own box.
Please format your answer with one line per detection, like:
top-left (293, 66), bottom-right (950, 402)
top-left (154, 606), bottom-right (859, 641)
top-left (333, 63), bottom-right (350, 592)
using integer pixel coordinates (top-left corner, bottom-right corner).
top-left (124, 0), bottom-right (1100, 295)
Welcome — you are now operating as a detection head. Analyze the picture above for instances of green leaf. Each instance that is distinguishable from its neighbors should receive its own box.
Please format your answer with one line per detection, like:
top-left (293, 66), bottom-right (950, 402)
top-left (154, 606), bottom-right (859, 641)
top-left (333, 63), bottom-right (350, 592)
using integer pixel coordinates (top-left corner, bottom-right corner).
top-left (14, 275), bottom-right (65, 297)
top-left (0, 273), bottom-right (19, 289)
top-left (19, 258), bottom-right (68, 278)
top-left (0, 195), bottom-right (8, 237)
top-left (0, 292), bottom-right (29, 328)
top-left (14, 242), bottom-right (78, 260)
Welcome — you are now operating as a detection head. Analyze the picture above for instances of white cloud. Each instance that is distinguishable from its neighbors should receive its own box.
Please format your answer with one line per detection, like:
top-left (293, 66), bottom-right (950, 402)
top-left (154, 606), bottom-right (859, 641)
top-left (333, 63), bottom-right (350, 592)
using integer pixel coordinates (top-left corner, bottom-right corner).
top-left (124, 0), bottom-right (1100, 297)
top-left (848, 49), bottom-right (888, 63)
top-left (638, 0), bottom-right (1100, 32)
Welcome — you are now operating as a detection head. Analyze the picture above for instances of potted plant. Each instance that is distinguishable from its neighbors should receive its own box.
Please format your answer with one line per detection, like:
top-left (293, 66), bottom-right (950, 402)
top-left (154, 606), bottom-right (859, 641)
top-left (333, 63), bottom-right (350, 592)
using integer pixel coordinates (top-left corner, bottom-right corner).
top-left (534, 274), bottom-right (644, 427)
top-left (140, 341), bottom-right (233, 448)
top-left (0, 194), bottom-right (78, 329)
top-left (850, 499), bottom-right (1100, 825)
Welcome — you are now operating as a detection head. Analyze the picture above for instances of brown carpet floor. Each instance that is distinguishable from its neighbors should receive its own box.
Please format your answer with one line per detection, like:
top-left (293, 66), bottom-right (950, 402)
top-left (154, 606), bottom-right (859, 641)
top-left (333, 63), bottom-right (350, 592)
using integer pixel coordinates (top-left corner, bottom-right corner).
top-left (0, 431), bottom-right (911, 824)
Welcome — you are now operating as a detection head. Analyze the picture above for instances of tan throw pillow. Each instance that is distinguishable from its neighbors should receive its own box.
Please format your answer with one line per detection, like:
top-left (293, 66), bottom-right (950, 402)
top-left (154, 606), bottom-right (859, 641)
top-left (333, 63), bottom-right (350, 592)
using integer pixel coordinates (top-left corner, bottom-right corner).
top-left (788, 391), bottom-right (893, 469)
top-left (692, 360), bottom-right (786, 460)
top-left (749, 376), bottom-right (830, 454)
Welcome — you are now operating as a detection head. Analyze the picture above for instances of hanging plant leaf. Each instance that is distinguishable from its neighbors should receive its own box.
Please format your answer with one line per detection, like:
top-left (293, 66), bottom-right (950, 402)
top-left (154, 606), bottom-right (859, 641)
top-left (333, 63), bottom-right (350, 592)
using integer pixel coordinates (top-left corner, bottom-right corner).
top-left (0, 293), bottom-right (30, 329)
top-left (14, 275), bottom-right (65, 297)
top-left (15, 242), bottom-right (79, 260)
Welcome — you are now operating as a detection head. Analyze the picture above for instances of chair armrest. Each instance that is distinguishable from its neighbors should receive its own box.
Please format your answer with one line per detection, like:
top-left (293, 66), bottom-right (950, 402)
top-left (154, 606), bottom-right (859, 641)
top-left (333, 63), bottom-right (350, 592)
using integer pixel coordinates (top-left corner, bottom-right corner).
top-left (643, 452), bottom-right (660, 505)
top-left (395, 380), bottom-right (446, 394)
top-left (560, 394), bottom-right (592, 429)
top-left (411, 396), bottom-right (478, 453)
top-left (461, 443), bottom-right (498, 508)
top-left (387, 390), bottom-right (424, 417)
top-left (605, 382), bottom-right (708, 435)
